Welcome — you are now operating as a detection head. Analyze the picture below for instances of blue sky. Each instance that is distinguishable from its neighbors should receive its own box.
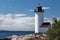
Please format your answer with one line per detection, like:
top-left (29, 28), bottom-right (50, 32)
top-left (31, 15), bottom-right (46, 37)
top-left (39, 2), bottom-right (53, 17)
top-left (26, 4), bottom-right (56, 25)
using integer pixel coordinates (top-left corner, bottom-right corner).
top-left (0, 0), bottom-right (60, 31)
top-left (0, 0), bottom-right (60, 17)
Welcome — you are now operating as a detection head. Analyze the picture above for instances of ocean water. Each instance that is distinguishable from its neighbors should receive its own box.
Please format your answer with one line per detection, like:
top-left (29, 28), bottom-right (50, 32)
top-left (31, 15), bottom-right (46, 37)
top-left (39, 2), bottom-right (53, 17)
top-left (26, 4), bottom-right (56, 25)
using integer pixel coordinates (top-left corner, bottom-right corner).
top-left (0, 30), bottom-right (34, 38)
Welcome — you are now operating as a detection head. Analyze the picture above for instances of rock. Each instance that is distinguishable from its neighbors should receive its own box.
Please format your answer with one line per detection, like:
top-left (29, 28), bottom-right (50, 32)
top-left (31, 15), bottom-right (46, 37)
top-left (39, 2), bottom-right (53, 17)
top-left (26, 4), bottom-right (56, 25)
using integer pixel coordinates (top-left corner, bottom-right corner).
top-left (1, 34), bottom-right (47, 40)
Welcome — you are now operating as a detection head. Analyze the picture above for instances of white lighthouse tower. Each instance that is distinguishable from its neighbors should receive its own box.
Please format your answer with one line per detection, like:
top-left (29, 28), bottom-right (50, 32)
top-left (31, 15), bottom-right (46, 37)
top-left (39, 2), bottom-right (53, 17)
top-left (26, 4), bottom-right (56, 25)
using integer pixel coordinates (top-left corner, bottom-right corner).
top-left (34, 4), bottom-right (44, 33)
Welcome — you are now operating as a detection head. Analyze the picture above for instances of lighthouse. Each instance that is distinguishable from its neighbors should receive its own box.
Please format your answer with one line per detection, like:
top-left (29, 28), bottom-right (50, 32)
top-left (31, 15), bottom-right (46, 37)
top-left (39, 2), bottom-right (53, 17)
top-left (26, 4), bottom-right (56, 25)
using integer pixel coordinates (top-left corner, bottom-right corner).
top-left (34, 4), bottom-right (44, 33)
top-left (34, 4), bottom-right (51, 33)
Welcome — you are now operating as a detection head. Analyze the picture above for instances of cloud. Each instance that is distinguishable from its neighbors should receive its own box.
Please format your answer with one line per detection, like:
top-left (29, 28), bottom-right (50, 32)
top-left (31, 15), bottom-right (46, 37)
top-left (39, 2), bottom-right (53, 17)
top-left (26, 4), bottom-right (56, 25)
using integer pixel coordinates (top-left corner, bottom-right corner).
top-left (29, 7), bottom-right (49, 12)
top-left (57, 18), bottom-right (60, 21)
top-left (42, 7), bottom-right (49, 9)
top-left (0, 13), bottom-right (59, 31)
top-left (29, 9), bottom-right (34, 12)
top-left (14, 13), bottom-right (27, 17)
top-left (44, 17), bottom-right (53, 24)
top-left (44, 17), bottom-right (60, 24)
top-left (0, 13), bottom-right (35, 31)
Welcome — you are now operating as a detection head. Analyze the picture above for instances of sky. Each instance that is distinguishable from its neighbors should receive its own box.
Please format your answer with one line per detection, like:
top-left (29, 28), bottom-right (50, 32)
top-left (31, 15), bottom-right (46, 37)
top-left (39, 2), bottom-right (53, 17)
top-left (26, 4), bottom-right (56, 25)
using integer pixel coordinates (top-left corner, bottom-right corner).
top-left (0, 0), bottom-right (60, 31)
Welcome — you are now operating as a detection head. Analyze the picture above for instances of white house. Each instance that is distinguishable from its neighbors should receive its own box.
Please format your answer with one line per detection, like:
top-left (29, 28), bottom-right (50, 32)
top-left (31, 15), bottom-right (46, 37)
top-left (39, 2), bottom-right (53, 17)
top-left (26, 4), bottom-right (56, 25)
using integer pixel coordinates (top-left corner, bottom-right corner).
top-left (34, 4), bottom-right (51, 33)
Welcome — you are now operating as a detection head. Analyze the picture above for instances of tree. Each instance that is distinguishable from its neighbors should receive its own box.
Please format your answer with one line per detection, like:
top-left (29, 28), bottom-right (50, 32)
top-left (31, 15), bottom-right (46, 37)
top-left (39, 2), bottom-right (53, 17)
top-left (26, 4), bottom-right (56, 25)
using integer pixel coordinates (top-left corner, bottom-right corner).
top-left (46, 18), bottom-right (60, 40)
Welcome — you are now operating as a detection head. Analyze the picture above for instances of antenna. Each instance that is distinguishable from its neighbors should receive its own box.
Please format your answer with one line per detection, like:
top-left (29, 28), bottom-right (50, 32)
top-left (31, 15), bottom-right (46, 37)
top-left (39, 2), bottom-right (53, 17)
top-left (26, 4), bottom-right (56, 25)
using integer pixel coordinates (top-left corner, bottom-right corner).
top-left (36, 0), bottom-right (49, 10)
top-left (29, 0), bottom-right (49, 12)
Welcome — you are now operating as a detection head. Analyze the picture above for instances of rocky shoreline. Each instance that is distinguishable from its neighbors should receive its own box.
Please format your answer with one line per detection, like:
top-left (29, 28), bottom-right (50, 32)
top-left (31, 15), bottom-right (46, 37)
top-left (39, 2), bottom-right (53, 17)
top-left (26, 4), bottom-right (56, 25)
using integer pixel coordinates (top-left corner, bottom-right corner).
top-left (0, 34), bottom-right (47, 40)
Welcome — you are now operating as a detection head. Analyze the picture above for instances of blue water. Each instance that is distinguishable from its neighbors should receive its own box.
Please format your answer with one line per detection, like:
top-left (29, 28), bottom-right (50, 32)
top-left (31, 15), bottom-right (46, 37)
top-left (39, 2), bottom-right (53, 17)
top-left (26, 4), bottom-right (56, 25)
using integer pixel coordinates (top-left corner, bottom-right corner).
top-left (0, 30), bottom-right (34, 38)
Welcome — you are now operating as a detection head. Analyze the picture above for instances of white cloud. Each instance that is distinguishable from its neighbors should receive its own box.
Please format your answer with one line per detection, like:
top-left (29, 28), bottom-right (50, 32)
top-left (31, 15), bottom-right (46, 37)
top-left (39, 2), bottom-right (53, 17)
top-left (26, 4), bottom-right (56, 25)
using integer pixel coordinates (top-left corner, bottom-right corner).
top-left (0, 13), bottom-right (35, 31)
top-left (29, 9), bottom-right (34, 12)
top-left (57, 18), bottom-right (60, 21)
top-left (44, 17), bottom-right (53, 24)
top-left (42, 7), bottom-right (49, 9)
top-left (44, 17), bottom-right (60, 24)
top-left (14, 13), bottom-right (27, 17)
top-left (0, 13), bottom-right (59, 31)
